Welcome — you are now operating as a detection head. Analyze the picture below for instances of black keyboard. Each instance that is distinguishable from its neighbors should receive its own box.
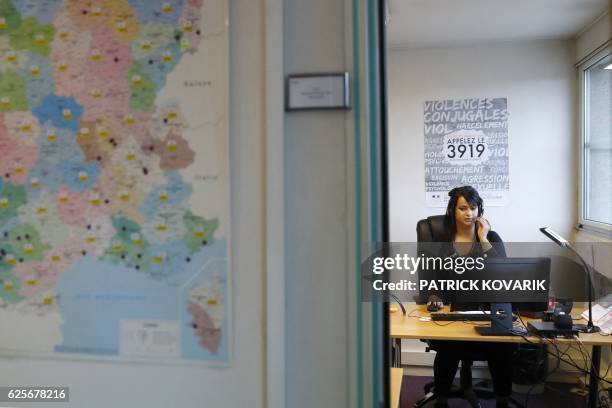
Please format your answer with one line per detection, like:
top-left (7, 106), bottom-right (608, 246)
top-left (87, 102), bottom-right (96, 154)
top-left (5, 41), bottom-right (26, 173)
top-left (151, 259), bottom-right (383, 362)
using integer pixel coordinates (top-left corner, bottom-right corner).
top-left (431, 313), bottom-right (518, 322)
top-left (431, 312), bottom-right (491, 321)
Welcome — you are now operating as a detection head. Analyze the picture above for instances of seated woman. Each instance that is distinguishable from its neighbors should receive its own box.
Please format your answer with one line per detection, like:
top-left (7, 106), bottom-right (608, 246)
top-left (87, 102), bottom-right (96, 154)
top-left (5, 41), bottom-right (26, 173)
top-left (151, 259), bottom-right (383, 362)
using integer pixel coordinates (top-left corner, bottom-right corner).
top-left (426, 186), bottom-right (515, 408)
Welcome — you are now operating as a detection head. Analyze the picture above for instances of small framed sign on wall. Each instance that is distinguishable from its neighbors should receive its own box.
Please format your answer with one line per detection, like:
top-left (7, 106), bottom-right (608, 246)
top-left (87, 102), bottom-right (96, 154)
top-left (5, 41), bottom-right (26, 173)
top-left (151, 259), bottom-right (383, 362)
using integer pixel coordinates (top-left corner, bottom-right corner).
top-left (286, 73), bottom-right (350, 111)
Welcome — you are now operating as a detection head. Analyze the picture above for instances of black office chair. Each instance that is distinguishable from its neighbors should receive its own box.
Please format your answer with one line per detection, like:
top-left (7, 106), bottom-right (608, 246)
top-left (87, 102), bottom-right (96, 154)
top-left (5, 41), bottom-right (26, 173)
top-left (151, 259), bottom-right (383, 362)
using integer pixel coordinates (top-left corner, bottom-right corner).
top-left (415, 215), bottom-right (497, 408)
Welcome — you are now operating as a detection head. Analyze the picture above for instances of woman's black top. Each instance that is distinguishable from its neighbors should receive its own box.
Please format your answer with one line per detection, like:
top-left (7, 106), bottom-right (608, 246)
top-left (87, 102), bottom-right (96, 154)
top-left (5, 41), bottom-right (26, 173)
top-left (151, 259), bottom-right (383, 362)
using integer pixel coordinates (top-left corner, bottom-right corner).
top-left (419, 230), bottom-right (506, 305)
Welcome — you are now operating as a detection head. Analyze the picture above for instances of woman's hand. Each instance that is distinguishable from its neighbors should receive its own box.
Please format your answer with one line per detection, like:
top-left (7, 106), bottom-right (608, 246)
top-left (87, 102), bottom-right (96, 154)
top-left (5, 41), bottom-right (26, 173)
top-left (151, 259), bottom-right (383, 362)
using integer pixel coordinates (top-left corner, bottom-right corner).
top-left (475, 217), bottom-right (490, 241)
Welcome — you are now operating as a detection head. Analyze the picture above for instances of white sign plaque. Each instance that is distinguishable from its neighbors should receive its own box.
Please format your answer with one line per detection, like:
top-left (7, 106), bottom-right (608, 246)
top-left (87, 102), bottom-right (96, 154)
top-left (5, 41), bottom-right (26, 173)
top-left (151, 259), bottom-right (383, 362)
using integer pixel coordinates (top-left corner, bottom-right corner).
top-left (286, 73), bottom-right (350, 110)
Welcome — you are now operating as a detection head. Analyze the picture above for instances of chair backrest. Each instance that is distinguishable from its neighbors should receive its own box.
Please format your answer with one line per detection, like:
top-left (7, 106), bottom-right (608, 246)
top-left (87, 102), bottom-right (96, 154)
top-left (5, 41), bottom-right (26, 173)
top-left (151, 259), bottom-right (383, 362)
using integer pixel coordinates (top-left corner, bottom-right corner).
top-left (416, 215), bottom-right (448, 242)
top-left (415, 215), bottom-right (448, 304)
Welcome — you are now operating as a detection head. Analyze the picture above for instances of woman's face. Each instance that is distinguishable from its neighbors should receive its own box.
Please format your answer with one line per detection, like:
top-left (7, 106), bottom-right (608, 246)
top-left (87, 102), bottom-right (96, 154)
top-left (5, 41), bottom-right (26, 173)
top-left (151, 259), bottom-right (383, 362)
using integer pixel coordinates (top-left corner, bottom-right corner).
top-left (455, 196), bottom-right (479, 229)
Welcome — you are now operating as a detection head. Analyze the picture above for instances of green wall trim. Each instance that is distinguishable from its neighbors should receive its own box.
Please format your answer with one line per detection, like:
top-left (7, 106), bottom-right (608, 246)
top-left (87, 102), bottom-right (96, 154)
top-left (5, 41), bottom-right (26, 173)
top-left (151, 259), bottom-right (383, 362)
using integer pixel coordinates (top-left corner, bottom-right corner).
top-left (351, 0), bottom-right (364, 406)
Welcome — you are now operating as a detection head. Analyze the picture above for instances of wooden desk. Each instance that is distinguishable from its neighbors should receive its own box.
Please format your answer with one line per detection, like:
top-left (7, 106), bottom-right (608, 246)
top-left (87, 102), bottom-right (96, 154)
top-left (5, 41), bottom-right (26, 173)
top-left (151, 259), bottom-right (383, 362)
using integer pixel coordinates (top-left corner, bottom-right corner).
top-left (390, 305), bottom-right (612, 408)
top-left (390, 367), bottom-right (403, 408)
top-left (391, 305), bottom-right (610, 346)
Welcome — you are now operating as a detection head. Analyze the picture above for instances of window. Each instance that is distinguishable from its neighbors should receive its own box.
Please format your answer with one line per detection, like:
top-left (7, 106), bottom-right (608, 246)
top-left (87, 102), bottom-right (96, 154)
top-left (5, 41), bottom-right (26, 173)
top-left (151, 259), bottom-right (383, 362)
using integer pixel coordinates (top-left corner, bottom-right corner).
top-left (579, 46), bottom-right (612, 235)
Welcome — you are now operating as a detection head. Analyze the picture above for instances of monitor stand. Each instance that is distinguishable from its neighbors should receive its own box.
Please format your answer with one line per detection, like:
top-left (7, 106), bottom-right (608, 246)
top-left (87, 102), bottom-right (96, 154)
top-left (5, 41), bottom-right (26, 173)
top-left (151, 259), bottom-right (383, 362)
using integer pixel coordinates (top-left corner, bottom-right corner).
top-left (475, 303), bottom-right (513, 336)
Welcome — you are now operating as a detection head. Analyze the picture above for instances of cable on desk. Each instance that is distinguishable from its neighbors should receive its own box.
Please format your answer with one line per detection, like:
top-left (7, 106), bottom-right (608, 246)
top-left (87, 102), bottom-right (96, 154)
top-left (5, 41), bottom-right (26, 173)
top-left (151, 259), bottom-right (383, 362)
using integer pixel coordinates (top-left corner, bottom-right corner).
top-left (565, 337), bottom-right (590, 390)
top-left (515, 326), bottom-right (612, 385)
top-left (461, 320), bottom-right (489, 327)
top-left (515, 312), bottom-right (528, 331)
top-left (511, 313), bottom-right (529, 336)
top-left (521, 333), bottom-right (592, 408)
top-left (516, 313), bottom-right (591, 381)
top-left (571, 336), bottom-right (592, 386)
top-left (601, 358), bottom-right (612, 381)
top-left (547, 337), bottom-right (611, 385)
top-left (515, 312), bottom-right (612, 406)
top-left (570, 333), bottom-right (612, 399)
top-left (545, 337), bottom-right (604, 382)
top-left (431, 320), bottom-right (458, 326)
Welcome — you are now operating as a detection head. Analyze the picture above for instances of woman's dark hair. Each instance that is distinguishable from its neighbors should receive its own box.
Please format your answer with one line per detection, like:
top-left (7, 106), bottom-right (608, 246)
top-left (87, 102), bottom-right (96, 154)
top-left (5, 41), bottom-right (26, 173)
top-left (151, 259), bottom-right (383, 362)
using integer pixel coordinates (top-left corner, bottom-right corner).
top-left (444, 186), bottom-right (483, 239)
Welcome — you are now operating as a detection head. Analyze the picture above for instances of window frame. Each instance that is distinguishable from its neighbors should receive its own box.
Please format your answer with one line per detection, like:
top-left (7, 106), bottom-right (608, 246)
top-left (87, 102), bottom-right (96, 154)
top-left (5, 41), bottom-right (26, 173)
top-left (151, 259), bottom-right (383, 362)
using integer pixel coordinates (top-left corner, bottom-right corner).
top-left (578, 44), bottom-right (612, 236)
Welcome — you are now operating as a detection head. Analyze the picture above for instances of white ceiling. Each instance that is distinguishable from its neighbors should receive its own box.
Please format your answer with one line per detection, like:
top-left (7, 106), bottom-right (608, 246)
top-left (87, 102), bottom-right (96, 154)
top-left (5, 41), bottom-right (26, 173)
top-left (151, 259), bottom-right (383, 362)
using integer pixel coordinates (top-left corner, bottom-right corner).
top-left (387, 0), bottom-right (609, 48)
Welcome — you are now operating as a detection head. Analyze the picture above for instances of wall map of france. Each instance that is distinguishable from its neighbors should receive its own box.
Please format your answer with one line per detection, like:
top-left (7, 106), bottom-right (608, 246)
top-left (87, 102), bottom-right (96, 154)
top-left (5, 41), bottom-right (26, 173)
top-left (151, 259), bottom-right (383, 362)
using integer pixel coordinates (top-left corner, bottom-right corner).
top-left (0, 0), bottom-right (230, 364)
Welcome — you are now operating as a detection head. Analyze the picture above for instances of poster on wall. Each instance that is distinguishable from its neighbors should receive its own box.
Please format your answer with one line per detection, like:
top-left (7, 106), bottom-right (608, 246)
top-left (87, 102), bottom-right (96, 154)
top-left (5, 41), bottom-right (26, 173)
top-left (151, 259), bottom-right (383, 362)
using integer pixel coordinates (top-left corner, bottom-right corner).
top-left (0, 0), bottom-right (231, 365)
top-left (424, 97), bottom-right (509, 207)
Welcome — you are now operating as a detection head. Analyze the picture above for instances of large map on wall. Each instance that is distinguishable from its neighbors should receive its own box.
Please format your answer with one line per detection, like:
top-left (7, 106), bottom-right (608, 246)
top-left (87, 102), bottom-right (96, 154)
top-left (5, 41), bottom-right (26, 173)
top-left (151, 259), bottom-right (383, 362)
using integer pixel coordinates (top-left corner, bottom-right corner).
top-left (0, 0), bottom-right (230, 364)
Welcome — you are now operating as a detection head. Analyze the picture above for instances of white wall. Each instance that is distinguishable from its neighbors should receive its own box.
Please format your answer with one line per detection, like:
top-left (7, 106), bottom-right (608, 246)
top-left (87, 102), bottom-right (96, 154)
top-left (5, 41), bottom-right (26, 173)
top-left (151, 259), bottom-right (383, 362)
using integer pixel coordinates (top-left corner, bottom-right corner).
top-left (576, 10), bottom-right (611, 63)
top-left (0, 1), bottom-right (266, 407)
top-left (388, 40), bottom-right (578, 242)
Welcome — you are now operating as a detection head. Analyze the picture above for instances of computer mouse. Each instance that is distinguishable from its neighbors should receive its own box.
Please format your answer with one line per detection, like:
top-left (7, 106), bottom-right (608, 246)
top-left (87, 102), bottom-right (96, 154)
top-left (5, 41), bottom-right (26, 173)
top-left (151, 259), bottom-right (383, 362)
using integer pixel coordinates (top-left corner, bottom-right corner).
top-left (427, 303), bottom-right (442, 312)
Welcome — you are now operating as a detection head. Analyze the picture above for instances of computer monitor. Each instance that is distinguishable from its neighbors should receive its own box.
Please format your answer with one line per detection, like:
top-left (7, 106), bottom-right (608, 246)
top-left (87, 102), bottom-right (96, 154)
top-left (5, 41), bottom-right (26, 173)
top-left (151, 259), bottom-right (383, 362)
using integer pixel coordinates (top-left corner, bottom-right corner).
top-left (452, 257), bottom-right (550, 313)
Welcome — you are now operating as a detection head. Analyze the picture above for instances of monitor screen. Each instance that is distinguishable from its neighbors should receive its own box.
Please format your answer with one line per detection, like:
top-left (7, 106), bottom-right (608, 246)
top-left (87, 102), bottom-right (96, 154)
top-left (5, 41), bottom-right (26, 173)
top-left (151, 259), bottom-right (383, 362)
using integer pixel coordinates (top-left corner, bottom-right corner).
top-left (452, 257), bottom-right (551, 312)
